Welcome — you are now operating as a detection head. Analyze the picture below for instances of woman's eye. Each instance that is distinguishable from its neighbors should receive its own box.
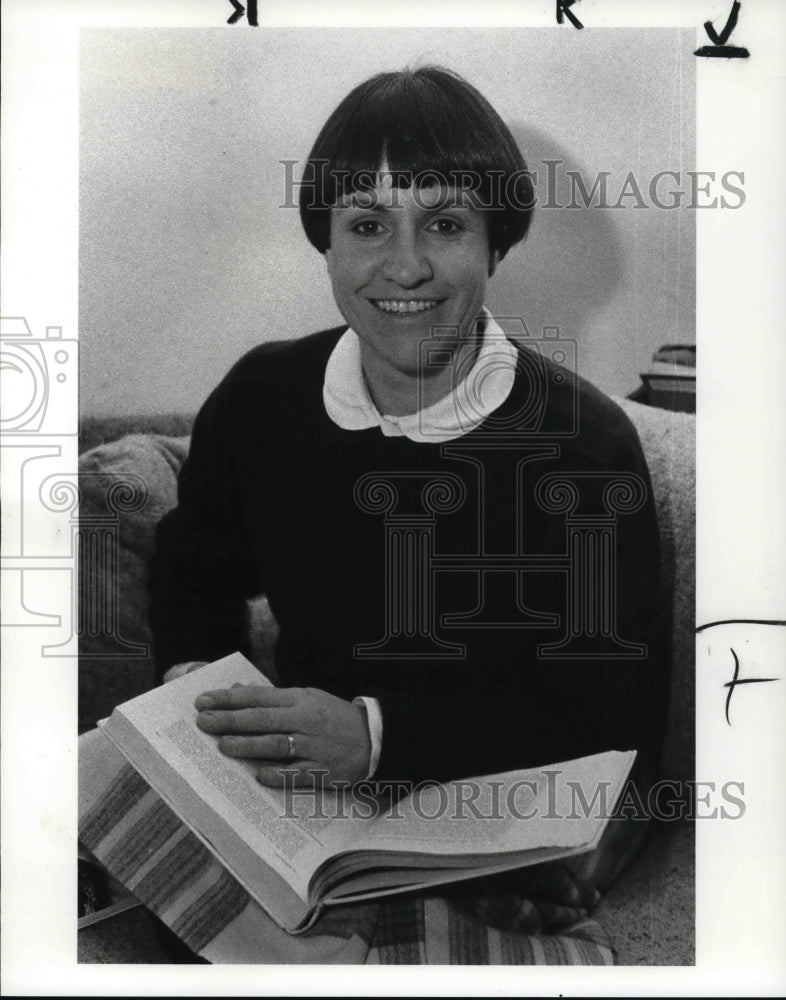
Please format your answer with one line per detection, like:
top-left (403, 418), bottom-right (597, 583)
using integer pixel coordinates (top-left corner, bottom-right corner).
top-left (352, 219), bottom-right (385, 237)
top-left (429, 217), bottom-right (462, 236)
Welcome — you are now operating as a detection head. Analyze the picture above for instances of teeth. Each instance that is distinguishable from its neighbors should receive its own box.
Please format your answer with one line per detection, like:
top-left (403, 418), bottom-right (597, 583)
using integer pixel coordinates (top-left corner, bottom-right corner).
top-left (373, 300), bottom-right (439, 314)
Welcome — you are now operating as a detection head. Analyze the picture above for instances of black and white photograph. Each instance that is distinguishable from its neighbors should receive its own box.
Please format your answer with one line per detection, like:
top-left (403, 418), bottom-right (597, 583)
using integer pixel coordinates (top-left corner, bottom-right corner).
top-left (2, 1), bottom-right (784, 995)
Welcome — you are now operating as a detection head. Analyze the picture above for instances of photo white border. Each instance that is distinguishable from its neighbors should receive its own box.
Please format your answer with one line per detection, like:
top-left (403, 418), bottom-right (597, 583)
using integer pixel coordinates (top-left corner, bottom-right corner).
top-left (2, 0), bottom-right (784, 994)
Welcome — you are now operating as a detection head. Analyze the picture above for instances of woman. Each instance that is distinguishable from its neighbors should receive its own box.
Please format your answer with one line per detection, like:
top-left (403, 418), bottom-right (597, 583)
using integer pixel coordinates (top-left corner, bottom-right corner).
top-left (150, 66), bottom-right (667, 794)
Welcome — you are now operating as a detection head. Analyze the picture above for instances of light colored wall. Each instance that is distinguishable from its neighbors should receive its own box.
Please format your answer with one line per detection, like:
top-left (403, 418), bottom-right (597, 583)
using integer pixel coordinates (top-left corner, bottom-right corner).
top-left (80, 28), bottom-right (695, 418)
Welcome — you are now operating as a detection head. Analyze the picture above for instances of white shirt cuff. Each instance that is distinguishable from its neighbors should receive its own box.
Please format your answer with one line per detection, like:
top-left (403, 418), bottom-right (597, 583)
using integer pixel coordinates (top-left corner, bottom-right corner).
top-left (353, 696), bottom-right (383, 780)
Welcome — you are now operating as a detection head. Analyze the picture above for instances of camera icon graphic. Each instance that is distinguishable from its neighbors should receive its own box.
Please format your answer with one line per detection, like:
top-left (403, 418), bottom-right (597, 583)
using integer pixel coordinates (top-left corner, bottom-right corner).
top-left (0, 317), bottom-right (78, 435)
top-left (417, 316), bottom-right (579, 440)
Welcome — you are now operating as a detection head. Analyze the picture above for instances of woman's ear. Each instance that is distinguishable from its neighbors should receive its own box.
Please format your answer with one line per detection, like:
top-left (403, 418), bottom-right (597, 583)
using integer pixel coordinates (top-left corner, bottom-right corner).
top-left (488, 250), bottom-right (501, 277)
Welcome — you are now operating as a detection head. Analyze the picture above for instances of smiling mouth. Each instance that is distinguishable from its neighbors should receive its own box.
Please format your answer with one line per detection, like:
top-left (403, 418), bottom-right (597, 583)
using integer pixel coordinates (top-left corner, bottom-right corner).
top-left (370, 299), bottom-right (441, 315)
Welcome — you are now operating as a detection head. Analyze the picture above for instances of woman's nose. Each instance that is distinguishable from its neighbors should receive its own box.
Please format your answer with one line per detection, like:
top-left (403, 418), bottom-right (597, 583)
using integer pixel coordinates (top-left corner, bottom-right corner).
top-left (380, 231), bottom-right (433, 287)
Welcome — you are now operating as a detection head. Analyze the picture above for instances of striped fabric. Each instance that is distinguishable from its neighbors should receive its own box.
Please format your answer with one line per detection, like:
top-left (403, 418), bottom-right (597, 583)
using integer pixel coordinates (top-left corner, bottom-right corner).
top-left (79, 733), bottom-right (618, 965)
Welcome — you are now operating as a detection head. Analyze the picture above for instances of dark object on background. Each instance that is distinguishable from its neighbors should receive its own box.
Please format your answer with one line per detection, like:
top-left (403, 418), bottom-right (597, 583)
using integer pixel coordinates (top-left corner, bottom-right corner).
top-left (651, 345), bottom-right (696, 368)
top-left (78, 858), bottom-right (110, 918)
top-left (635, 344), bottom-right (696, 413)
top-left (152, 919), bottom-right (210, 964)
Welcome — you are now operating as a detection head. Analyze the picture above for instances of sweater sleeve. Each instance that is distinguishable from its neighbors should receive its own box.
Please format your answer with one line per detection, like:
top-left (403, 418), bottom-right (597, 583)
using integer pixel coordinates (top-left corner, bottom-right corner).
top-left (148, 377), bottom-right (263, 677)
top-left (362, 421), bottom-right (668, 786)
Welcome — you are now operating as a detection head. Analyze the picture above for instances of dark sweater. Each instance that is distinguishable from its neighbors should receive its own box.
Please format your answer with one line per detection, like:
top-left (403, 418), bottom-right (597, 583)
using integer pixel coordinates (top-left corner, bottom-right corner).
top-left (150, 326), bottom-right (668, 785)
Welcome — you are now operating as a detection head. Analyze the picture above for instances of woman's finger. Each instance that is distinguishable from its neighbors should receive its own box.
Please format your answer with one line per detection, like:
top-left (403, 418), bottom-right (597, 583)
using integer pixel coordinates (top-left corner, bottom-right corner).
top-left (194, 685), bottom-right (299, 711)
top-left (196, 705), bottom-right (298, 735)
top-left (218, 733), bottom-right (309, 761)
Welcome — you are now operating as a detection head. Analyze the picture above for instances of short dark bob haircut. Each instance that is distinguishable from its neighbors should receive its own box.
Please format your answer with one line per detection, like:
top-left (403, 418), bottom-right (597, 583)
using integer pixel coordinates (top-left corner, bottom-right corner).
top-left (298, 66), bottom-right (534, 261)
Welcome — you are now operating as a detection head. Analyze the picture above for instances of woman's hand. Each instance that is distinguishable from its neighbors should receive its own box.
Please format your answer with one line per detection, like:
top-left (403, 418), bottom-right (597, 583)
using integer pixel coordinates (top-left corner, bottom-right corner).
top-left (194, 684), bottom-right (371, 788)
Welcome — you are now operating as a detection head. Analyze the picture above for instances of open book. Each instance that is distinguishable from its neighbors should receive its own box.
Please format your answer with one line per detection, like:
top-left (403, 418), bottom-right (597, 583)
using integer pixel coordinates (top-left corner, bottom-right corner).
top-left (92, 652), bottom-right (636, 934)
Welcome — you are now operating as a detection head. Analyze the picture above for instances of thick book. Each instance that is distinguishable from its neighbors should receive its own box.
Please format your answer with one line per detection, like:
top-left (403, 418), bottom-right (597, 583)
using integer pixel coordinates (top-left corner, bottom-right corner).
top-left (93, 652), bottom-right (636, 934)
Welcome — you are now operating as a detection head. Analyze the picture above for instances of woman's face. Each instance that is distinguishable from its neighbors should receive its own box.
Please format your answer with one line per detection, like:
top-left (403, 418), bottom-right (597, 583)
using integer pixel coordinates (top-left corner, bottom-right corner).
top-left (325, 173), bottom-right (497, 379)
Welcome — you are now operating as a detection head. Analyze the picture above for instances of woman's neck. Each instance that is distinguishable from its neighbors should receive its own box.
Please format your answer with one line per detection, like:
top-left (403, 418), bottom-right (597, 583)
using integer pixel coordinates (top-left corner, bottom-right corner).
top-left (360, 329), bottom-right (484, 418)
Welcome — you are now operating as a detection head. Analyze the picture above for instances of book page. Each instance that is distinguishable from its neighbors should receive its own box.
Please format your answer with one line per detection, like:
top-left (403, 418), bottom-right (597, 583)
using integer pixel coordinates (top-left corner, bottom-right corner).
top-left (348, 750), bottom-right (636, 858)
top-left (105, 653), bottom-right (361, 901)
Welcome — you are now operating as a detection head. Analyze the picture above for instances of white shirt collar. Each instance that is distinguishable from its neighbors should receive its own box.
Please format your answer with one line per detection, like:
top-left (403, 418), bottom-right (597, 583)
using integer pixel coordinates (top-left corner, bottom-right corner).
top-left (323, 309), bottom-right (518, 443)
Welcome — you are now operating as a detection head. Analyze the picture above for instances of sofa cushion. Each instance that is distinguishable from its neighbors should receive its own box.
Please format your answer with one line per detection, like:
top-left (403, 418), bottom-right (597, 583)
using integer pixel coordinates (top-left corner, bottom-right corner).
top-left (78, 435), bottom-right (189, 730)
top-left (616, 399), bottom-right (695, 783)
top-left (78, 433), bottom-right (278, 729)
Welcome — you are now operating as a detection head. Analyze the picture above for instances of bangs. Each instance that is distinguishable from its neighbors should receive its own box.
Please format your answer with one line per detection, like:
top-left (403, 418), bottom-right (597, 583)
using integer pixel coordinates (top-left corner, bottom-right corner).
top-left (325, 72), bottom-right (514, 197)
top-left (299, 66), bottom-right (534, 256)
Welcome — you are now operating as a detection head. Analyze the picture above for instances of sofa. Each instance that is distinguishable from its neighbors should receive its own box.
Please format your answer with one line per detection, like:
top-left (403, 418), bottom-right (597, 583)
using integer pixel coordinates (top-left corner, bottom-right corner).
top-left (77, 397), bottom-right (695, 965)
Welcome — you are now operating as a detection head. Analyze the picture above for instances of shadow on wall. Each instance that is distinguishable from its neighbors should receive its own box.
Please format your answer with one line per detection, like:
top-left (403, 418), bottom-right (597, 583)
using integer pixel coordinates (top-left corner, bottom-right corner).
top-left (488, 123), bottom-right (625, 383)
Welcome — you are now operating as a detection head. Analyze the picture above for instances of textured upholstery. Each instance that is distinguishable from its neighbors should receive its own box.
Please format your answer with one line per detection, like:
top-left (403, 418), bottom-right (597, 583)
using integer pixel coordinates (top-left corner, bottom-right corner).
top-left (616, 398), bottom-right (695, 784)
